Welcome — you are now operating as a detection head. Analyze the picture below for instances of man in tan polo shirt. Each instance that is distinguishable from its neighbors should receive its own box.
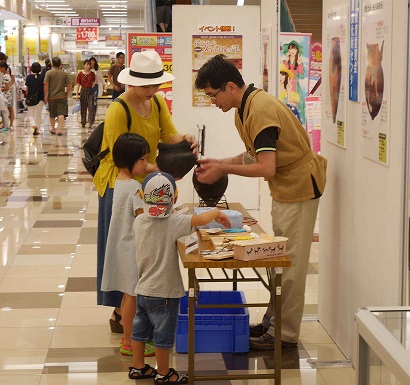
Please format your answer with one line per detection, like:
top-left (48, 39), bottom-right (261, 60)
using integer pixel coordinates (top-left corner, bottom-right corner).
top-left (194, 54), bottom-right (327, 350)
top-left (44, 57), bottom-right (72, 136)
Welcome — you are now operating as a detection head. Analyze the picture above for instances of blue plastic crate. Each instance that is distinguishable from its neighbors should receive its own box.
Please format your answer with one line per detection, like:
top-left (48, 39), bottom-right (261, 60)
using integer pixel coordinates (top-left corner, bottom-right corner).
top-left (176, 291), bottom-right (249, 353)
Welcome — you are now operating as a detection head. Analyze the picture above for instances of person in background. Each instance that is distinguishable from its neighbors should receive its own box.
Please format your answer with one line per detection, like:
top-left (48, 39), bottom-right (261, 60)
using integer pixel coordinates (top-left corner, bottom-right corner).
top-left (155, 0), bottom-right (172, 32)
top-left (129, 171), bottom-right (231, 382)
top-left (194, 54), bottom-right (327, 350)
top-left (76, 59), bottom-right (96, 128)
top-left (44, 57), bottom-right (72, 136)
top-left (0, 79), bottom-right (9, 133)
top-left (0, 52), bottom-right (15, 127)
top-left (25, 62), bottom-right (45, 136)
top-left (41, 59), bottom-right (52, 78)
top-left (90, 56), bottom-right (105, 117)
top-left (41, 59), bottom-right (52, 113)
top-left (0, 62), bottom-right (12, 132)
top-left (93, 50), bottom-right (197, 334)
top-left (107, 52), bottom-right (125, 100)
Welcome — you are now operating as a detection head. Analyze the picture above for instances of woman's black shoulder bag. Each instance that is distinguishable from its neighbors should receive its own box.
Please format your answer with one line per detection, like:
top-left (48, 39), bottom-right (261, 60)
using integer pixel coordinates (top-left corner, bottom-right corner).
top-left (81, 95), bottom-right (161, 176)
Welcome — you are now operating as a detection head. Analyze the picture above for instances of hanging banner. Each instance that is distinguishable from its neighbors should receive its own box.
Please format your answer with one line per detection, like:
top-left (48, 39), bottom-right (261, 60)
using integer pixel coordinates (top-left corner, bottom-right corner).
top-left (71, 18), bottom-right (100, 27)
top-left (361, 0), bottom-right (392, 165)
top-left (40, 39), bottom-right (49, 54)
top-left (127, 33), bottom-right (173, 114)
top-left (192, 34), bottom-right (243, 107)
top-left (76, 41), bottom-right (89, 49)
top-left (279, 32), bottom-right (311, 128)
top-left (323, 6), bottom-right (349, 148)
top-left (24, 37), bottom-right (37, 55)
top-left (105, 35), bottom-right (124, 48)
top-left (262, 24), bottom-right (273, 93)
top-left (5, 35), bottom-right (17, 58)
top-left (309, 41), bottom-right (322, 95)
top-left (76, 27), bottom-right (99, 42)
top-left (349, 0), bottom-right (360, 101)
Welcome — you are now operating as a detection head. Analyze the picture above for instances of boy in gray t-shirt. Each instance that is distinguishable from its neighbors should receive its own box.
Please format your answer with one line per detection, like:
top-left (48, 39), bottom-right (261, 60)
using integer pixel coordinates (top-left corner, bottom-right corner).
top-left (129, 172), bottom-right (231, 383)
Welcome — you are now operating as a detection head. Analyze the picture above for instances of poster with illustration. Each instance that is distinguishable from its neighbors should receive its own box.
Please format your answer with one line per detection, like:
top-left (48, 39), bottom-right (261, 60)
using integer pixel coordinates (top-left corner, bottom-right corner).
top-left (279, 33), bottom-right (311, 129)
top-left (192, 35), bottom-right (243, 107)
top-left (323, 5), bottom-right (348, 149)
top-left (262, 25), bottom-right (273, 94)
top-left (309, 41), bottom-right (322, 95)
top-left (361, 0), bottom-right (392, 165)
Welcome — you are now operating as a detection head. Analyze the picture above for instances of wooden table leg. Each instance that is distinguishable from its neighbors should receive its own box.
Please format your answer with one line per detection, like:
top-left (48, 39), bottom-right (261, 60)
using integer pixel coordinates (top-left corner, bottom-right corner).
top-left (274, 267), bottom-right (283, 385)
top-left (188, 268), bottom-right (195, 385)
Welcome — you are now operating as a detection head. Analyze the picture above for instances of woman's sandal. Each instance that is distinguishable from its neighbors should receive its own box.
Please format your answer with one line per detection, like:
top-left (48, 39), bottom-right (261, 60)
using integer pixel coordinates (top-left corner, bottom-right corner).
top-left (109, 310), bottom-right (123, 333)
top-left (128, 364), bottom-right (157, 380)
top-left (154, 368), bottom-right (188, 384)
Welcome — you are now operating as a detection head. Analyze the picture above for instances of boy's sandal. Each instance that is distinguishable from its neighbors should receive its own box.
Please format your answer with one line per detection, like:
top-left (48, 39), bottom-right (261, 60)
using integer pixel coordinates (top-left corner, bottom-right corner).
top-left (128, 364), bottom-right (157, 380)
top-left (154, 368), bottom-right (188, 384)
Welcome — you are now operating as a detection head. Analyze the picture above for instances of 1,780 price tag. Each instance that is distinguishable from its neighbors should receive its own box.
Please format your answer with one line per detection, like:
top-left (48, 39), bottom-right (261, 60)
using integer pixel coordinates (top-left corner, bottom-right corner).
top-left (76, 27), bottom-right (99, 42)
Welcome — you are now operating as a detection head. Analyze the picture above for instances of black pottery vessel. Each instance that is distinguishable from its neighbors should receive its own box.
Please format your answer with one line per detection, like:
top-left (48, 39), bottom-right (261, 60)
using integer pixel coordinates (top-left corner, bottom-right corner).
top-left (156, 140), bottom-right (197, 179)
top-left (192, 170), bottom-right (228, 206)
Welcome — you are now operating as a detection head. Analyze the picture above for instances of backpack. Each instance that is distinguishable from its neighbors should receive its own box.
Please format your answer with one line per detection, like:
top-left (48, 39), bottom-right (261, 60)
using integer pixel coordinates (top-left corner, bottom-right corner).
top-left (81, 95), bottom-right (161, 176)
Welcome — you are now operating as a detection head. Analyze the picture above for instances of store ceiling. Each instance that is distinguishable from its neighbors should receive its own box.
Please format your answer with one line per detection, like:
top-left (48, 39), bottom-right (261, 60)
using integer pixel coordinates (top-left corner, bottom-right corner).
top-left (30, 0), bottom-right (145, 30)
top-left (29, 1), bottom-right (262, 32)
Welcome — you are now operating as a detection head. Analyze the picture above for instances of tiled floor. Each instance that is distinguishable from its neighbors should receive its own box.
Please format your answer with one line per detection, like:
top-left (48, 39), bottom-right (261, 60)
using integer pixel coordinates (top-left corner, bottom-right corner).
top-left (0, 103), bottom-right (355, 384)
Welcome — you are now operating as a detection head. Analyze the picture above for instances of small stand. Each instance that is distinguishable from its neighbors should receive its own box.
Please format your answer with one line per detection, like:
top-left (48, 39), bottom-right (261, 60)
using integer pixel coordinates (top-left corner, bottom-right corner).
top-left (198, 195), bottom-right (229, 210)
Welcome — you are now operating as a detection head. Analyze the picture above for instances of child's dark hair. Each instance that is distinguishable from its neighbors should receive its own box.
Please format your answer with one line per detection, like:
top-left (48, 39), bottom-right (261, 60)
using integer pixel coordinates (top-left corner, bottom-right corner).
top-left (83, 59), bottom-right (91, 66)
top-left (113, 133), bottom-right (150, 173)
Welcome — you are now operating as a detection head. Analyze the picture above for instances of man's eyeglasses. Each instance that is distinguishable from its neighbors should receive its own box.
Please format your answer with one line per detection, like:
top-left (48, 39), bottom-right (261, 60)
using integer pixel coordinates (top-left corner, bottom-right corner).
top-left (206, 89), bottom-right (223, 100)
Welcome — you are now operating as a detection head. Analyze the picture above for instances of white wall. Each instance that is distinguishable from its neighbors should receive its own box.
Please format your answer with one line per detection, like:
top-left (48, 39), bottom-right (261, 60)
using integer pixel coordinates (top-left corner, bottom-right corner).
top-left (258, 0), bottom-right (280, 233)
top-left (320, 0), bottom-right (408, 366)
top-left (172, 5), bottom-right (261, 209)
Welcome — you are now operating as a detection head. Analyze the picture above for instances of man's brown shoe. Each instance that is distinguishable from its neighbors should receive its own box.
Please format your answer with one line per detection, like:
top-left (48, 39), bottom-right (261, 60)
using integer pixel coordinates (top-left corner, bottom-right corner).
top-left (249, 333), bottom-right (298, 350)
top-left (249, 323), bottom-right (269, 337)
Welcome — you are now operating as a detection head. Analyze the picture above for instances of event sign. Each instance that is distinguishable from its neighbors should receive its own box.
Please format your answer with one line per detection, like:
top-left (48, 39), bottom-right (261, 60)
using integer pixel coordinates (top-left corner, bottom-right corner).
top-left (192, 35), bottom-right (243, 107)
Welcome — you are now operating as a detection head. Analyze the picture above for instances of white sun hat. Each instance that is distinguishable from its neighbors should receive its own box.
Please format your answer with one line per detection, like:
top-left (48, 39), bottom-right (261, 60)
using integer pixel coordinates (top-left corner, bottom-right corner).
top-left (117, 50), bottom-right (175, 86)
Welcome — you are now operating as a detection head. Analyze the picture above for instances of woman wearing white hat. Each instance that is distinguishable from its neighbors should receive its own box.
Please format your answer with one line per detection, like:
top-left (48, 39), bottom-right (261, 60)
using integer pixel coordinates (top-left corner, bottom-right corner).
top-left (93, 50), bottom-right (197, 340)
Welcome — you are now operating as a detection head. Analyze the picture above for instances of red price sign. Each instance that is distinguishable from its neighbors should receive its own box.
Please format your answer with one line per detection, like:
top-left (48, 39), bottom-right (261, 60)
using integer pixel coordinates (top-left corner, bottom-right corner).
top-left (76, 27), bottom-right (99, 42)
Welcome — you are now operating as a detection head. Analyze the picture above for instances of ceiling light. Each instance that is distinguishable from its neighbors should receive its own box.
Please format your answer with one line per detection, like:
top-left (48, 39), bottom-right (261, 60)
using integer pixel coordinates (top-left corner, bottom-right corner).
top-left (99, 6), bottom-right (127, 9)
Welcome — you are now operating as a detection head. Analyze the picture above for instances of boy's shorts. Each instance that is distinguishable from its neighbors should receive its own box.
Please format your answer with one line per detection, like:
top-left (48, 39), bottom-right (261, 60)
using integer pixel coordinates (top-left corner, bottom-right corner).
top-left (132, 295), bottom-right (180, 349)
top-left (48, 98), bottom-right (68, 118)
